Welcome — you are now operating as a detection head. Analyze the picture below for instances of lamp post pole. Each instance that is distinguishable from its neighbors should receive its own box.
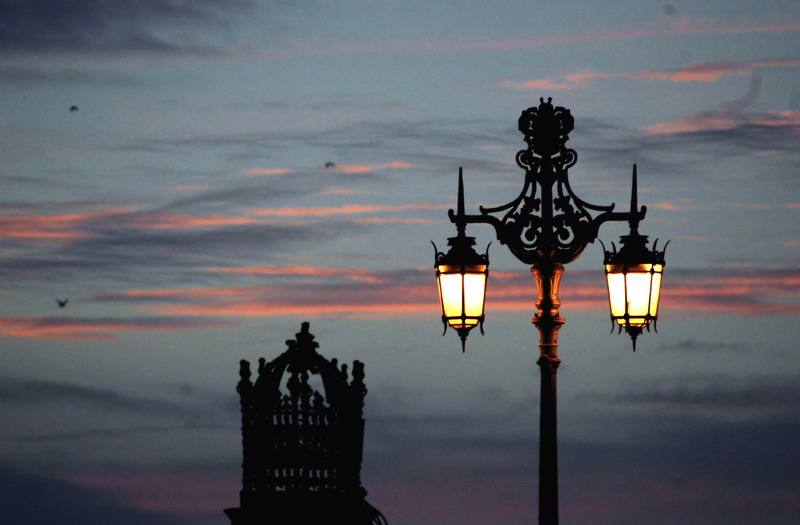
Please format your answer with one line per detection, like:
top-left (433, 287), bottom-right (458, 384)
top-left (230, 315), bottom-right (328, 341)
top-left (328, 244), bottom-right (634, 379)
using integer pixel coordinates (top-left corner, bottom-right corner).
top-left (532, 262), bottom-right (563, 524)
top-left (433, 98), bottom-right (667, 524)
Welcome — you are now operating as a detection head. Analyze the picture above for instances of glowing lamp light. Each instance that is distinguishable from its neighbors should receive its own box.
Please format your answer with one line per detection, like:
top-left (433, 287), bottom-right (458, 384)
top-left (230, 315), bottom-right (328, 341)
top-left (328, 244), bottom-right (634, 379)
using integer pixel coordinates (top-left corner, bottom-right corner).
top-left (604, 259), bottom-right (664, 346)
top-left (434, 244), bottom-right (489, 351)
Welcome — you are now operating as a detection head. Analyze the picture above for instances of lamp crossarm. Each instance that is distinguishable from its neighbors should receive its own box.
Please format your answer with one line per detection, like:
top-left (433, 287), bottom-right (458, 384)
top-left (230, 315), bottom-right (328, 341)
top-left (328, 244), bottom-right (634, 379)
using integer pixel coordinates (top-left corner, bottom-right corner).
top-left (448, 190), bottom-right (645, 265)
top-left (587, 206), bottom-right (647, 239)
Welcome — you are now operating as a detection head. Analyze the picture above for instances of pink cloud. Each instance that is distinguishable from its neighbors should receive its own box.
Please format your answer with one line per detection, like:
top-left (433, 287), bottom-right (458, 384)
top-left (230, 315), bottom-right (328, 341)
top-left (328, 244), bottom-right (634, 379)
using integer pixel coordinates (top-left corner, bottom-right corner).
top-left (503, 78), bottom-right (575, 90)
top-left (203, 266), bottom-right (387, 284)
top-left (241, 168), bottom-right (294, 175)
top-left (509, 60), bottom-right (800, 91)
top-left (126, 213), bottom-right (261, 229)
top-left (81, 268), bottom-right (800, 330)
top-left (332, 161), bottom-right (414, 174)
top-left (320, 187), bottom-right (371, 195)
top-left (0, 316), bottom-right (235, 340)
top-left (68, 472), bottom-right (238, 515)
top-left (0, 209), bottom-right (129, 243)
top-left (250, 203), bottom-right (443, 218)
top-left (645, 109), bottom-right (800, 134)
top-left (477, 21), bottom-right (800, 51)
top-left (384, 161), bottom-right (414, 169)
top-left (0, 208), bottom-right (267, 245)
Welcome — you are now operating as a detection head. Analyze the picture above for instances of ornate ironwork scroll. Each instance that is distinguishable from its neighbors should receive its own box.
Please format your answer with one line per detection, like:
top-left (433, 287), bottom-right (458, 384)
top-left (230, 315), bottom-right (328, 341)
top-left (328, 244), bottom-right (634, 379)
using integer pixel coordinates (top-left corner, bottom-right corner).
top-left (457, 98), bottom-right (639, 265)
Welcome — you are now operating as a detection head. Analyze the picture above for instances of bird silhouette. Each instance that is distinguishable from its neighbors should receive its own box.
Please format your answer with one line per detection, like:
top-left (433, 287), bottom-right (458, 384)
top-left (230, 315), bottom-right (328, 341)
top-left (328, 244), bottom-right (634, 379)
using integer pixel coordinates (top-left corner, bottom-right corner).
top-left (325, 162), bottom-right (335, 169)
top-left (70, 106), bottom-right (78, 112)
top-left (55, 298), bottom-right (68, 308)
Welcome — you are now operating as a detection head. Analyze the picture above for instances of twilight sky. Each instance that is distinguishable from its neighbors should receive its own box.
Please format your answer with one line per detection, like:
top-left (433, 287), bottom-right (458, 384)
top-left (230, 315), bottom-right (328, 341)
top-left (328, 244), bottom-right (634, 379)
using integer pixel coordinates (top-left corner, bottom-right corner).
top-left (1, 1), bottom-right (799, 524)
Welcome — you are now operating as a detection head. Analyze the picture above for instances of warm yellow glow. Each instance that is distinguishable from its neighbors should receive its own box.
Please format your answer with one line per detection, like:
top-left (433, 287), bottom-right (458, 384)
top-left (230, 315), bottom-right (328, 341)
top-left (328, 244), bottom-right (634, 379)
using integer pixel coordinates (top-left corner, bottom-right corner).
top-left (437, 264), bottom-right (487, 328)
top-left (606, 264), bottom-right (662, 327)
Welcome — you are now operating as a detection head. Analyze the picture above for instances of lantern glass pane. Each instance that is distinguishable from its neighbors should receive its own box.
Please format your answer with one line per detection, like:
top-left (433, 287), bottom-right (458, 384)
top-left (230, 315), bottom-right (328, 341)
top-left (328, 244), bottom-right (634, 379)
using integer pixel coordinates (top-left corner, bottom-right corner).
top-left (649, 265), bottom-right (662, 316)
top-left (439, 272), bottom-right (465, 320)
top-left (462, 272), bottom-right (487, 317)
top-left (606, 263), bottom-right (663, 327)
top-left (437, 264), bottom-right (487, 329)
top-left (606, 271), bottom-right (627, 319)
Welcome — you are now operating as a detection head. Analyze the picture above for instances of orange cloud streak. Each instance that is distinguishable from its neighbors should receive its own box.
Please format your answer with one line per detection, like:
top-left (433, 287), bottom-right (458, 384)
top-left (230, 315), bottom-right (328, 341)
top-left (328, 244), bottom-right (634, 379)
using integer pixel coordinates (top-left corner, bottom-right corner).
top-left (0, 212), bottom-right (103, 242)
top-left (85, 268), bottom-right (800, 327)
top-left (329, 161), bottom-right (414, 174)
top-left (250, 203), bottom-right (443, 218)
top-left (127, 214), bottom-right (261, 229)
top-left (202, 266), bottom-right (387, 283)
top-left (645, 110), bottom-right (800, 135)
top-left (0, 208), bottom-right (271, 244)
top-left (241, 168), bottom-right (295, 175)
top-left (0, 317), bottom-right (235, 340)
top-left (478, 21), bottom-right (800, 50)
top-left (509, 59), bottom-right (800, 90)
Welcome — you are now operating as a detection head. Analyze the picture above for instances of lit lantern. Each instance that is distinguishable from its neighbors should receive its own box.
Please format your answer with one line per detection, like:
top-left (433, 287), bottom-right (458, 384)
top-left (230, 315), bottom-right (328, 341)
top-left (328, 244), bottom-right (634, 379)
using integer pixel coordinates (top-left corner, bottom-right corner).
top-left (601, 166), bottom-right (667, 350)
top-left (433, 170), bottom-right (490, 351)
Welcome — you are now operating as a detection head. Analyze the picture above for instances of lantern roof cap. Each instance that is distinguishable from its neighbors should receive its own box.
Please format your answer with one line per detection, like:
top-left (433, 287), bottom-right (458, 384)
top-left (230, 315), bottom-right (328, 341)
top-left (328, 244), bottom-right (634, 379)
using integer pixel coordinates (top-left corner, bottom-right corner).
top-left (433, 233), bottom-right (489, 268)
top-left (602, 235), bottom-right (667, 266)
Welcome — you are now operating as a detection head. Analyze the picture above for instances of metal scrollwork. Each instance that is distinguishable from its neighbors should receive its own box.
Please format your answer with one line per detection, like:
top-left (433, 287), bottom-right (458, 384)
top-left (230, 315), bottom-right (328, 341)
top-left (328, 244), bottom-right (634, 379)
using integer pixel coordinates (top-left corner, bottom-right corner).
top-left (475, 98), bottom-right (617, 265)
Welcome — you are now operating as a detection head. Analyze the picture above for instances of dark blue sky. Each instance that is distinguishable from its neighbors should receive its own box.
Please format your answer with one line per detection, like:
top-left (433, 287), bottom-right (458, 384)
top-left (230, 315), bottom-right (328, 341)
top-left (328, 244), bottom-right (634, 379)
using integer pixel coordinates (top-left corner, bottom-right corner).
top-left (1, 1), bottom-right (799, 523)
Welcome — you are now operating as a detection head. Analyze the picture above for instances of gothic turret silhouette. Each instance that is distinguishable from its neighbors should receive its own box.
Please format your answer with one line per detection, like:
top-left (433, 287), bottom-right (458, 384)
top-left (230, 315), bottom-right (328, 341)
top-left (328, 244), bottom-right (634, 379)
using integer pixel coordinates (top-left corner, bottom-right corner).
top-left (225, 322), bottom-right (387, 524)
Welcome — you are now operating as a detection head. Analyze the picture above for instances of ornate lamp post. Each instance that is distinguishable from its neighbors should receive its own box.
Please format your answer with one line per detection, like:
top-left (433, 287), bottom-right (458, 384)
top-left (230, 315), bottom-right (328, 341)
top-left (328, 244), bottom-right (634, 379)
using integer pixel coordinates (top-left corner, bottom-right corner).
top-left (432, 98), bottom-right (667, 524)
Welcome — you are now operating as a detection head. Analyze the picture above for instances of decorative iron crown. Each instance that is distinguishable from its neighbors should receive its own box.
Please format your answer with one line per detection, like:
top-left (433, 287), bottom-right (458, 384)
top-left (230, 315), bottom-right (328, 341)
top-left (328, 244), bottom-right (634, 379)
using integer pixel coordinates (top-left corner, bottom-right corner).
top-left (517, 97), bottom-right (574, 158)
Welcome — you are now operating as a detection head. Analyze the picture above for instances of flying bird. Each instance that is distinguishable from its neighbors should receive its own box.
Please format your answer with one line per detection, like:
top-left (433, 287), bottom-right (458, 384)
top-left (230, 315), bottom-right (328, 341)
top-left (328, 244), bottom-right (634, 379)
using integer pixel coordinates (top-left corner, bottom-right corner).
top-left (325, 162), bottom-right (335, 169)
top-left (55, 298), bottom-right (68, 308)
top-left (70, 106), bottom-right (78, 112)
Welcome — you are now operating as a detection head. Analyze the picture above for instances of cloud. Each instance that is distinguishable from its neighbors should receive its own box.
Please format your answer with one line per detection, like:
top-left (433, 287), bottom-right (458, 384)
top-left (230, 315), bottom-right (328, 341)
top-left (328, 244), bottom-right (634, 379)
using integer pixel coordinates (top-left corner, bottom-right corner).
top-left (201, 265), bottom-right (388, 283)
top-left (570, 107), bottom-right (800, 175)
top-left (240, 168), bottom-right (294, 176)
top-left (66, 469), bottom-right (239, 515)
top-left (0, 464), bottom-right (183, 525)
top-left (0, 207), bottom-right (135, 243)
top-left (0, 316), bottom-right (235, 340)
top-left (501, 78), bottom-right (574, 90)
top-left (327, 161), bottom-right (415, 174)
top-left (0, 0), bottom-right (258, 55)
top-left (363, 371), bottom-right (800, 524)
top-left (0, 208), bottom-right (334, 284)
top-left (644, 108), bottom-right (800, 135)
top-left (83, 266), bottom-right (800, 326)
top-left (319, 187), bottom-right (372, 196)
top-left (473, 21), bottom-right (800, 52)
top-left (613, 373), bottom-right (800, 413)
top-left (506, 59), bottom-right (800, 90)
top-left (0, 208), bottom-right (279, 244)
top-left (0, 377), bottom-right (178, 412)
top-left (658, 339), bottom-right (746, 352)
top-left (250, 203), bottom-right (443, 218)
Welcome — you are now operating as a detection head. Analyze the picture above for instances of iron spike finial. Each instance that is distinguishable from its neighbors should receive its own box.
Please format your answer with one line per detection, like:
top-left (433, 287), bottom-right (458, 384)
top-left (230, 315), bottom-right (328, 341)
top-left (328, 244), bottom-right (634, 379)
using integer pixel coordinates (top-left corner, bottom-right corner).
top-left (629, 164), bottom-right (640, 235)
top-left (454, 167), bottom-right (468, 236)
top-left (458, 167), bottom-right (465, 216)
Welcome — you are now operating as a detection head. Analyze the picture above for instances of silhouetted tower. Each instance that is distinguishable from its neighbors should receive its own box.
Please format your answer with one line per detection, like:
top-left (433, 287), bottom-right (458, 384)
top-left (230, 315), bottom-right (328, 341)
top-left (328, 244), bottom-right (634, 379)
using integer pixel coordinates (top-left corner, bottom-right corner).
top-left (225, 322), bottom-right (387, 524)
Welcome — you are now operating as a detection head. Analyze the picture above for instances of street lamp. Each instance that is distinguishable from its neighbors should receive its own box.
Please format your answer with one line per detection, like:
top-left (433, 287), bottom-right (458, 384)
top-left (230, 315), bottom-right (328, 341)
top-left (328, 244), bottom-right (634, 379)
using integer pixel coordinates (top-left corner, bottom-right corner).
top-left (602, 165), bottom-right (668, 351)
top-left (433, 171), bottom-right (491, 352)
top-left (431, 98), bottom-right (667, 524)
